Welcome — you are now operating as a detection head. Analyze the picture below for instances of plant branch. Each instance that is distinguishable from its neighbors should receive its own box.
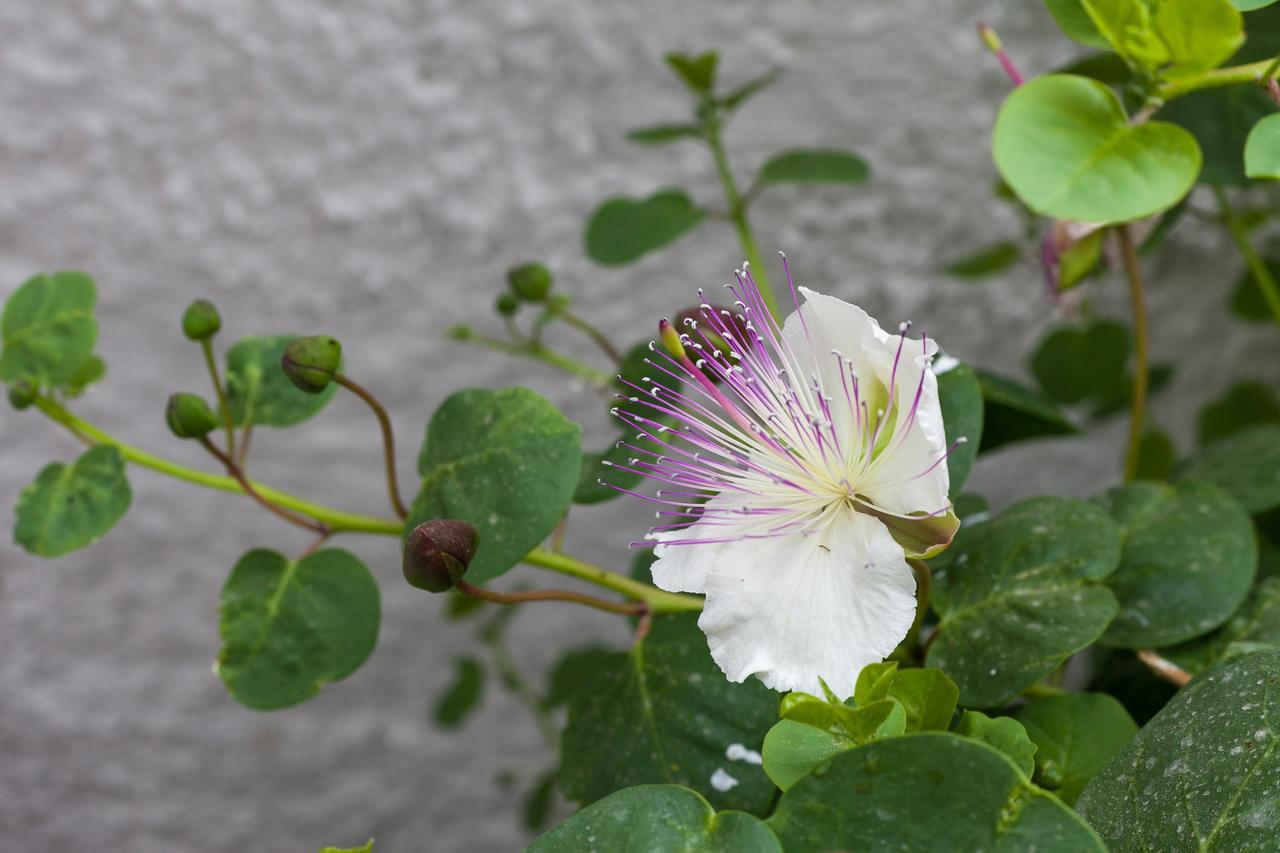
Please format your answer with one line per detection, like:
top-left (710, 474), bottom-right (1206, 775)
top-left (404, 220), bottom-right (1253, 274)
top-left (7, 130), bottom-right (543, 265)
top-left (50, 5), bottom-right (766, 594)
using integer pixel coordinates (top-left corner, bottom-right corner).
top-left (1137, 648), bottom-right (1192, 687)
top-left (450, 329), bottom-right (614, 387)
top-left (560, 309), bottom-right (623, 364)
top-left (200, 339), bottom-right (236, 459)
top-left (456, 579), bottom-right (648, 617)
top-left (522, 548), bottom-right (703, 614)
top-left (1155, 58), bottom-right (1278, 102)
top-left (1117, 224), bottom-right (1149, 482)
top-left (199, 437), bottom-right (329, 535)
top-left (908, 558), bottom-right (932, 652)
top-left (1213, 186), bottom-right (1280, 326)
top-left (333, 372), bottom-right (408, 519)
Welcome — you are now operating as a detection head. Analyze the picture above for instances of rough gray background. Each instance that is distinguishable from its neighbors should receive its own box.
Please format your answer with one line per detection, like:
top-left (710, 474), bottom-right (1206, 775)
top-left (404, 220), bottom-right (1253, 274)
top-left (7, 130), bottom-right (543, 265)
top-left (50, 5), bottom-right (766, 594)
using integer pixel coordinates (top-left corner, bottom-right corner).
top-left (1, 1), bottom-right (1276, 851)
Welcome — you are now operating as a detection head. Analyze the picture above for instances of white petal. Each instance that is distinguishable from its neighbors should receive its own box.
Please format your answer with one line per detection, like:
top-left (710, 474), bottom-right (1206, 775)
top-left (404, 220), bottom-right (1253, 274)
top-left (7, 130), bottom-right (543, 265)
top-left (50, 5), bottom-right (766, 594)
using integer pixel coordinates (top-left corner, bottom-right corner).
top-left (696, 509), bottom-right (916, 700)
top-left (645, 494), bottom-right (748, 594)
top-left (859, 356), bottom-right (950, 516)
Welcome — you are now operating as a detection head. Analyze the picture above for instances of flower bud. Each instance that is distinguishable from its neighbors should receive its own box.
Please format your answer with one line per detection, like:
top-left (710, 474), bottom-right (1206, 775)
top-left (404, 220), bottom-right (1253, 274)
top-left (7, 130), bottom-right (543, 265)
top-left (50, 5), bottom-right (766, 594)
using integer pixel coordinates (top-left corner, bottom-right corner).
top-left (495, 293), bottom-right (520, 317)
top-left (165, 392), bottom-right (219, 439)
top-left (181, 299), bottom-right (221, 341)
top-left (507, 262), bottom-right (553, 302)
top-left (281, 336), bottom-right (341, 393)
top-left (403, 519), bottom-right (478, 592)
top-left (8, 380), bottom-right (36, 411)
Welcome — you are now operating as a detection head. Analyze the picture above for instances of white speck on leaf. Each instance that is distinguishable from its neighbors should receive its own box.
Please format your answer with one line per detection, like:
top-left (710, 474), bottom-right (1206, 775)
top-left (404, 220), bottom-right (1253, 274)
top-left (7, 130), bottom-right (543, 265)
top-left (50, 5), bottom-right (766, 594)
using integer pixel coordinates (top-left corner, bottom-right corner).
top-left (710, 768), bottom-right (739, 792)
top-left (726, 743), bottom-right (763, 765)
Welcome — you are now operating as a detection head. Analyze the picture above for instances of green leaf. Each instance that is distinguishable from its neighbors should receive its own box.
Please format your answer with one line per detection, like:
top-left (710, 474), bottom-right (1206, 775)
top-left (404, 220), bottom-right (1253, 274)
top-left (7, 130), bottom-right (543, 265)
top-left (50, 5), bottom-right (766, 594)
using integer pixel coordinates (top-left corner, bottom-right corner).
top-left (1231, 260), bottom-right (1280, 323)
top-left (584, 190), bottom-right (706, 266)
top-left (975, 369), bottom-right (1078, 453)
top-left (757, 149), bottom-right (869, 185)
top-left (545, 644), bottom-right (615, 708)
top-left (522, 770), bottom-right (559, 832)
top-left (778, 690), bottom-right (907, 743)
top-left (768, 734), bottom-right (1106, 851)
top-left (1096, 480), bottom-right (1257, 647)
top-left (576, 340), bottom-right (663, 505)
top-left (665, 52), bottom-right (719, 94)
top-left (1078, 650), bottom-right (1280, 850)
top-left (1163, 578), bottom-right (1280, 675)
top-left (318, 841), bottom-right (373, 853)
top-left (1056, 228), bottom-right (1104, 288)
top-left (1179, 424), bottom-right (1280, 513)
top-left (1087, 361), bottom-right (1173, 422)
top-left (216, 548), bottom-right (380, 710)
top-left (1199, 382), bottom-right (1280, 446)
top-left (1162, 85), bottom-right (1275, 187)
top-left (14, 446), bottom-right (131, 557)
top-left (1081, 0), bottom-right (1243, 75)
top-left (63, 354), bottom-right (106, 397)
top-left (761, 719), bottom-right (857, 792)
top-left (928, 496), bottom-right (1121, 706)
top-left (1043, 0), bottom-right (1110, 48)
top-left (1030, 319), bottom-right (1129, 406)
top-left (1014, 692), bottom-right (1138, 804)
top-left (626, 124), bottom-right (703, 145)
top-left (854, 662), bottom-right (959, 731)
top-left (0, 271), bottom-right (97, 387)
top-left (993, 74), bottom-right (1201, 224)
top-left (559, 613), bottom-right (778, 814)
top-left (941, 241), bottom-right (1021, 279)
top-left (1235, 0), bottom-right (1279, 8)
top-left (224, 335), bottom-right (339, 428)
top-left (718, 68), bottom-right (783, 111)
top-left (936, 361), bottom-right (983, 494)
top-left (954, 710), bottom-right (1037, 778)
top-left (432, 655), bottom-right (485, 729)
top-left (530, 785), bottom-right (780, 853)
top-left (1245, 113), bottom-right (1280, 180)
top-left (1134, 426), bottom-right (1176, 480)
top-left (410, 388), bottom-right (581, 583)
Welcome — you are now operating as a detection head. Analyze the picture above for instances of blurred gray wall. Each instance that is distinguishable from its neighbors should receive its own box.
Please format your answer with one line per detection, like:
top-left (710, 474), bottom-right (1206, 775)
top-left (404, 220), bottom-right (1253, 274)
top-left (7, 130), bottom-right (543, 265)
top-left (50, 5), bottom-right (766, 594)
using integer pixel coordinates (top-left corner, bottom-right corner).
top-left (2, 1), bottom-right (1275, 851)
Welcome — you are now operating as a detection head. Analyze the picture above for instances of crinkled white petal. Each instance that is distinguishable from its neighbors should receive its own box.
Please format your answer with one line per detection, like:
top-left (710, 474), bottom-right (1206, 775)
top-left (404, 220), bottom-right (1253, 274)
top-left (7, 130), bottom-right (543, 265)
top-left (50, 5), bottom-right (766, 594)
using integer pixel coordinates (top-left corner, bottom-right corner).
top-left (646, 494), bottom-right (744, 594)
top-left (696, 508), bottom-right (916, 700)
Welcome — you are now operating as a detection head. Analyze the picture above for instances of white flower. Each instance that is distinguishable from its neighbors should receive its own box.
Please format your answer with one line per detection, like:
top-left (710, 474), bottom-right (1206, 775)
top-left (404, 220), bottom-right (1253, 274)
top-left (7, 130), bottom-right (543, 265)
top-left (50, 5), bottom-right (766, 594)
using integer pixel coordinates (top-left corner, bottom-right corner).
top-left (606, 258), bottom-right (959, 699)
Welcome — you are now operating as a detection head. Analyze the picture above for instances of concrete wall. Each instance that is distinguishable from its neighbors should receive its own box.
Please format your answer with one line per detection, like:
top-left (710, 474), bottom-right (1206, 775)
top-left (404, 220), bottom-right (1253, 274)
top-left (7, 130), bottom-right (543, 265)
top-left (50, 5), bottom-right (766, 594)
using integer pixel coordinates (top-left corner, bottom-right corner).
top-left (2, 1), bottom-right (1274, 850)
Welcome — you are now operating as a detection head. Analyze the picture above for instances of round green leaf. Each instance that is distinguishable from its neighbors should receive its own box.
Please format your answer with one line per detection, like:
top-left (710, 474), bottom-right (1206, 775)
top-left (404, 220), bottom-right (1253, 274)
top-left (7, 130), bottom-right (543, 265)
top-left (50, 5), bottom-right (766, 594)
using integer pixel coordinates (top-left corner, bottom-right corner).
top-left (216, 548), bottom-right (380, 710)
top-left (993, 74), bottom-right (1201, 224)
top-left (1179, 424), bottom-right (1280, 513)
top-left (1015, 693), bottom-right (1137, 805)
top-left (1245, 113), bottom-right (1280, 180)
top-left (975, 369), bottom-right (1078, 453)
top-left (14, 446), bottom-right (131, 557)
top-left (1235, 0), bottom-right (1279, 9)
top-left (1198, 381), bottom-right (1280, 446)
top-left (767, 734), bottom-right (1106, 851)
top-left (955, 710), bottom-right (1038, 778)
top-left (584, 189), bottom-right (706, 266)
top-left (1096, 480), bottom-right (1257, 647)
top-left (559, 613), bottom-right (778, 815)
top-left (1030, 319), bottom-right (1130, 406)
top-left (757, 149), bottom-right (869, 185)
top-left (410, 387), bottom-right (581, 582)
top-left (941, 241), bottom-right (1022, 279)
top-left (1078, 650), bottom-right (1280, 850)
top-left (762, 719), bottom-right (858, 792)
top-left (0, 271), bottom-right (97, 387)
top-left (432, 655), bottom-right (485, 729)
top-left (936, 362), bottom-right (983, 498)
top-left (1163, 578), bottom-right (1280, 675)
top-left (529, 785), bottom-right (780, 853)
top-left (928, 496), bottom-right (1122, 706)
top-left (1044, 0), bottom-right (1110, 48)
top-left (224, 334), bottom-right (339, 428)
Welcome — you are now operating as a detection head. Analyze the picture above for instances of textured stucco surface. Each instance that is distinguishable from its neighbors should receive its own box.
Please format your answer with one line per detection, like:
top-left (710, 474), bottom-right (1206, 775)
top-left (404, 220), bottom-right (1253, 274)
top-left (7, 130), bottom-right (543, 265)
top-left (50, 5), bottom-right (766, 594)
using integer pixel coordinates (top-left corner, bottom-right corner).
top-left (1, 1), bottom-right (1276, 851)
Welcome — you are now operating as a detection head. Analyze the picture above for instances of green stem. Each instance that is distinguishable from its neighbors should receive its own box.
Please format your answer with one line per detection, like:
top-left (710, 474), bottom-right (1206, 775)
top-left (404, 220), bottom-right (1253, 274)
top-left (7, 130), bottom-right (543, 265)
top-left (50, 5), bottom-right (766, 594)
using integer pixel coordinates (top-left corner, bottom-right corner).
top-left (33, 395), bottom-right (403, 535)
top-left (1155, 58), bottom-right (1277, 102)
top-left (200, 339), bottom-right (236, 459)
top-left (1213, 186), bottom-right (1280, 325)
top-left (1023, 681), bottom-right (1067, 699)
top-left (456, 331), bottom-right (614, 386)
top-left (523, 549), bottom-right (703, 614)
top-left (560, 309), bottom-right (623, 364)
top-left (1117, 225), bottom-right (1149, 482)
top-left (705, 120), bottom-right (784, 320)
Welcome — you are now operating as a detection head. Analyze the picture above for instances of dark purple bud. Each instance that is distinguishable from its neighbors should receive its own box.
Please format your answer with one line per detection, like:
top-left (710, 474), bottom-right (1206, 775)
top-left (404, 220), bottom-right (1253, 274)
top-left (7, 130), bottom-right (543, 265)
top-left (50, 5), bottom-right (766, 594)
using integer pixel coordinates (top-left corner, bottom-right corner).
top-left (403, 519), bottom-right (478, 592)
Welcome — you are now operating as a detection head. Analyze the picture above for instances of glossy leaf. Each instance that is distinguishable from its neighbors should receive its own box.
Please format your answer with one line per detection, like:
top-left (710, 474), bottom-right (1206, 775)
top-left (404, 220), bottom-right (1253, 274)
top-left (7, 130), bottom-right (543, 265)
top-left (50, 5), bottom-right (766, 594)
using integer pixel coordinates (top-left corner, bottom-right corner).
top-left (559, 613), bottom-right (777, 814)
top-left (584, 190), bottom-right (706, 266)
top-left (768, 734), bottom-right (1106, 851)
top-left (1030, 319), bottom-right (1129, 406)
top-left (854, 662), bottom-right (959, 732)
top-left (928, 497), bottom-right (1121, 706)
top-left (1245, 113), bottom-right (1280, 180)
top-left (1198, 381), bottom-right (1280, 446)
top-left (1043, 0), bottom-right (1109, 47)
top-left (411, 388), bottom-right (581, 582)
top-left (937, 362), bottom-right (983, 497)
top-left (757, 149), bottom-right (869, 185)
top-left (1096, 480), bottom-right (1256, 647)
top-left (224, 335), bottom-right (338, 428)
top-left (1081, 0), bottom-right (1242, 75)
top-left (761, 719), bottom-right (857, 792)
top-left (530, 785), bottom-right (780, 853)
top-left (1234, 0), bottom-right (1279, 8)
top-left (941, 241), bottom-right (1021, 279)
top-left (1179, 424), bottom-right (1280, 513)
top-left (954, 710), bottom-right (1037, 778)
top-left (1078, 651), bottom-right (1280, 850)
top-left (975, 369), bottom-right (1078, 453)
top-left (0, 271), bottom-right (97, 387)
top-left (217, 548), bottom-right (380, 710)
top-left (432, 656), bottom-right (485, 729)
top-left (993, 74), bottom-right (1200, 224)
top-left (14, 446), bottom-right (131, 557)
top-left (63, 354), bottom-right (106, 397)
top-left (1014, 692), bottom-right (1138, 804)
top-left (1163, 578), bottom-right (1280, 675)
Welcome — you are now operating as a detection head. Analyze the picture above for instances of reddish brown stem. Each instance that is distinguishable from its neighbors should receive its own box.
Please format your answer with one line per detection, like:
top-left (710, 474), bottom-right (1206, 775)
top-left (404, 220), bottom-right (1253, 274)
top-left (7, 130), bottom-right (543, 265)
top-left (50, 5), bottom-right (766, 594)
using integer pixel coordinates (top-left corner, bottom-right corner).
top-left (455, 579), bottom-right (646, 617)
top-left (334, 372), bottom-right (408, 520)
top-left (199, 437), bottom-right (330, 535)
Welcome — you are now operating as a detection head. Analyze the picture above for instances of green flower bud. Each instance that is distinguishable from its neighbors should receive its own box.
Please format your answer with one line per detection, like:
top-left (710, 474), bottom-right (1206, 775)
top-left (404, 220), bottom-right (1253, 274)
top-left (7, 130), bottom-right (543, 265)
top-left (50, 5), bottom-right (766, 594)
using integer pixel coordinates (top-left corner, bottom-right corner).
top-left (507, 262), bottom-right (554, 302)
top-left (182, 299), bottom-right (222, 341)
top-left (403, 519), bottom-right (478, 592)
top-left (1038, 760), bottom-right (1064, 789)
top-left (495, 292), bottom-right (521, 316)
top-left (165, 392), bottom-right (219, 439)
top-left (8, 380), bottom-right (37, 411)
top-left (544, 292), bottom-right (571, 317)
top-left (281, 336), bottom-right (341, 393)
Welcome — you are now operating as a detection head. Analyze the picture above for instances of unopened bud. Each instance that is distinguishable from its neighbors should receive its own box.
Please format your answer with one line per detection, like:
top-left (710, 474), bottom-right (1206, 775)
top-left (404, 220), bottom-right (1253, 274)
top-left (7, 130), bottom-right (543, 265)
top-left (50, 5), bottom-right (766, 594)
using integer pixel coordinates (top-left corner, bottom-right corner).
top-left (181, 299), bottom-right (222, 341)
top-left (658, 318), bottom-right (686, 360)
top-left (165, 392), bottom-right (219, 439)
top-left (403, 519), bottom-right (478, 592)
top-left (8, 380), bottom-right (36, 411)
top-left (507, 262), bottom-right (554, 301)
top-left (281, 336), bottom-right (341, 393)
top-left (495, 293), bottom-right (520, 316)
top-left (977, 23), bottom-right (1002, 54)
top-left (1038, 760), bottom-right (1064, 789)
